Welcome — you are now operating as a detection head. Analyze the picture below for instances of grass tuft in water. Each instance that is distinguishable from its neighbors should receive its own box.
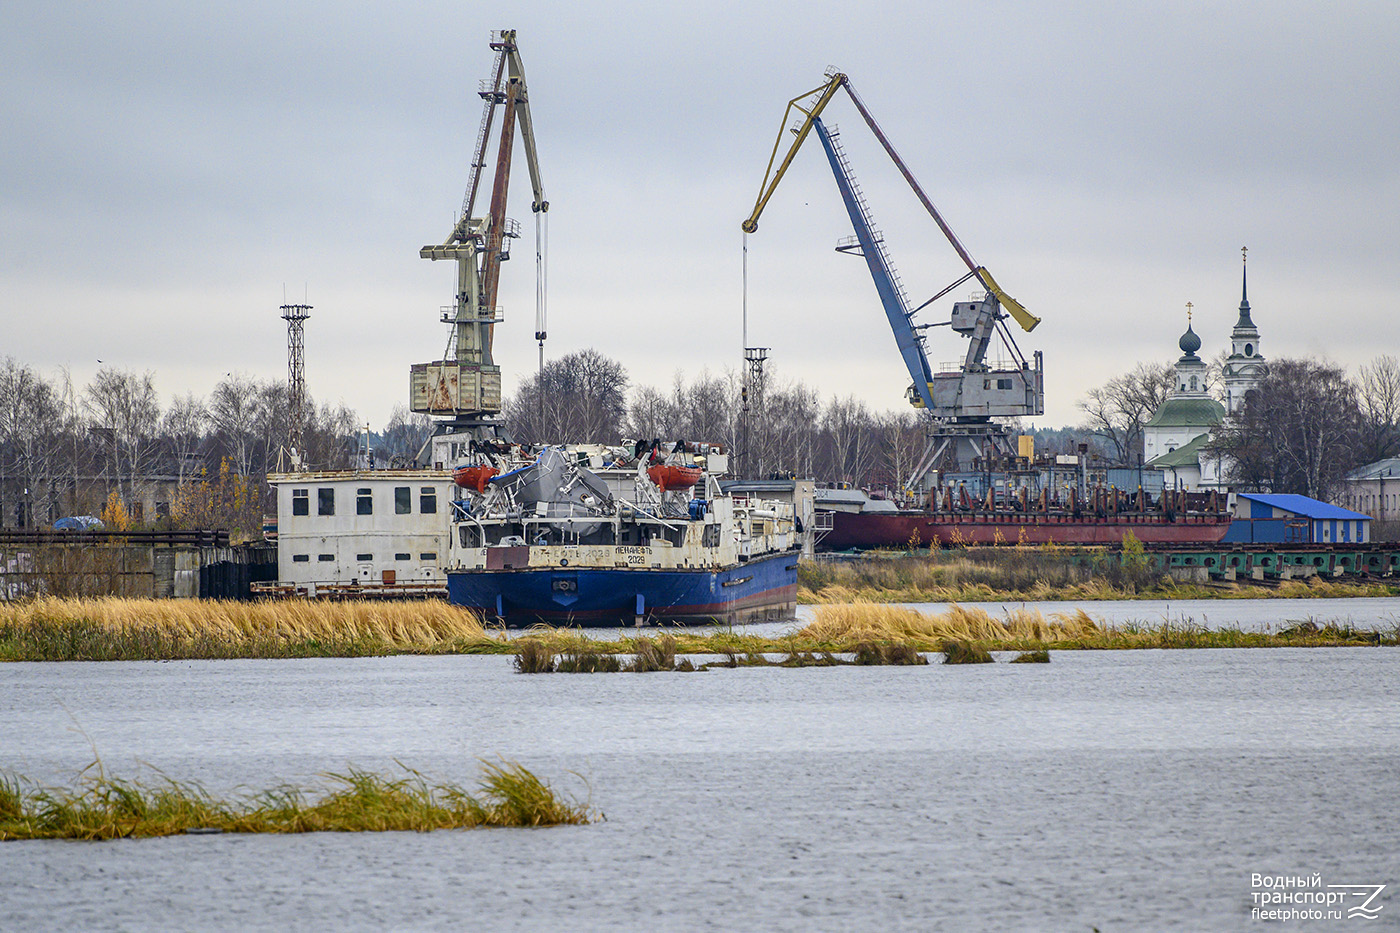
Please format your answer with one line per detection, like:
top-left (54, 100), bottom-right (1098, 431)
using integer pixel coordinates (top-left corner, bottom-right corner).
top-left (942, 640), bottom-right (995, 664)
top-left (556, 647), bottom-right (621, 673)
top-left (1010, 649), bottom-right (1051, 663)
top-left (0, 760), bottom-right (591, 841)
top-left (853, 641), bottom-right (928, 666)
top-left (514, 639), bottom-right (556, 674)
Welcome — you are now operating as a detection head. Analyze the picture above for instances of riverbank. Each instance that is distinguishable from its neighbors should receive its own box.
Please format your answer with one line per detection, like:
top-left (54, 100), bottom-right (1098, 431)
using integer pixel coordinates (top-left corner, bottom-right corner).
top-left (798, 550), bottom-right (1400, 604)
top-left (1, 597), bottom-right (1393, 662)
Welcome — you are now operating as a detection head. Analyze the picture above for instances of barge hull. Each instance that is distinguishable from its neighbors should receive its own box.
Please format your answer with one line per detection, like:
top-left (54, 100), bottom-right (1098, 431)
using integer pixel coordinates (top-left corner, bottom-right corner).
top-left (448, 550), bottom-right (798, 627)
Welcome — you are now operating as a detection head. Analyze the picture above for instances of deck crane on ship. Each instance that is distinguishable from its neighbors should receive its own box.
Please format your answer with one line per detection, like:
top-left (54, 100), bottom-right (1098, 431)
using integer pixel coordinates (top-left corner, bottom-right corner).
top-left (742, 71), bottom-right (1044, 494)
top-left (412, 29), bottom-right (547, 455)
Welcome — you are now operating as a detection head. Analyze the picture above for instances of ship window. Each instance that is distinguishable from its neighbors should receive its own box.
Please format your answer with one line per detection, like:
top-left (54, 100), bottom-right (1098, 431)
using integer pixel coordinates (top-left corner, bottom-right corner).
top-left (420, 487), bottom-right (437, 514)
top-left (420, 552), bottom-right (437, 561)
top-left (357, 488), bottom-right (373, 515)
top-left (394, 486), bottom-right (411, 514)
top-left (997, 378), bottom-right (1012, 390)
top-left (318, 554), bottom-right (335, 562)
top-left (395, 552), bottom-right (411, 561)
top-left (356, 553), bottom-right (372, 562)
top-left (318, 488), bottom-right (335, 515)
top-left (703, 525), bottom-right (721, 548)
top-left (292, 554), bottom-right (309, 563)
top-left (292, 489), bottom-right (309, 515)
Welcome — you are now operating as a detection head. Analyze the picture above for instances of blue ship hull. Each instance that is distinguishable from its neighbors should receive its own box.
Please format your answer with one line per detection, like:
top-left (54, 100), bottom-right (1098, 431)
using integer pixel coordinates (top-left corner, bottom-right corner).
top-left (447, 549), bottom-right (799, 626)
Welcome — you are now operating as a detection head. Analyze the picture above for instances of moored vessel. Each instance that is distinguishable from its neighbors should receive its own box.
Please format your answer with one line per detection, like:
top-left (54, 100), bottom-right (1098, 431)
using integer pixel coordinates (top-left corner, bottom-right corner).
top-left (446, 443), bottom-right (800, 625)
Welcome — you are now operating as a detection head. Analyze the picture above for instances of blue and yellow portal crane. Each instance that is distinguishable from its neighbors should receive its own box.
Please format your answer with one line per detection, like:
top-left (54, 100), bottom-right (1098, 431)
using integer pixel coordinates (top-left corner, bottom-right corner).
top-left (743, 71), bottom-right (1044, 478)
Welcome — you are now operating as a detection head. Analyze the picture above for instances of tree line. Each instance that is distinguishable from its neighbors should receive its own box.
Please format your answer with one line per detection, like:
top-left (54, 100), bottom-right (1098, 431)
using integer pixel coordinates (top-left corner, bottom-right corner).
top-left (1076, 353), bottom-right (1400, 500)
top-left (6, 345), bottom-right (1396, 537)
top-left (0, 359), bottom-right (364, 537)
top-left (505, 348), bottom-right (1400, 504)
top-left (503, 349), bottom-right (939, 491)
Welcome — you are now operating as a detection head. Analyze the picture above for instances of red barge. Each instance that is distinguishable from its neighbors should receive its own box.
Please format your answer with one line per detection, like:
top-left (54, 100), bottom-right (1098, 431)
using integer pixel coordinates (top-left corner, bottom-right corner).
top-left (818, 487), bottom-right (1232, 550)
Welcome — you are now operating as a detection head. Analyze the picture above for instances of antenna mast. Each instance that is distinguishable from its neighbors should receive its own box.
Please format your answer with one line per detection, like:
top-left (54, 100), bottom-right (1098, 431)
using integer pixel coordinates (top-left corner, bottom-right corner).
top-left (281, 302), bottom-right (312, 468)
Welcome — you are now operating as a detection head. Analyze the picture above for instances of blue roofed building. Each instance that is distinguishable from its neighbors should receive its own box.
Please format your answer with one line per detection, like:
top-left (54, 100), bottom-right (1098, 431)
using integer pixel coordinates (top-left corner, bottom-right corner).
top-left (1222, 493), bottom-right (1371, 544)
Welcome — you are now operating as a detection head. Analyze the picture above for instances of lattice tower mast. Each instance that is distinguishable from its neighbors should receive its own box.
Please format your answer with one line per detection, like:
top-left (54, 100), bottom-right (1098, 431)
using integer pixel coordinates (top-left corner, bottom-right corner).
top-left (281, 303), bottom-right (312, 464)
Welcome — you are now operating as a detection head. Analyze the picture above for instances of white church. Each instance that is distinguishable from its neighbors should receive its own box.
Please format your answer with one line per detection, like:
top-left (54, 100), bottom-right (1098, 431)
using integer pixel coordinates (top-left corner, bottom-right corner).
top-left (1144, 250), bottom-right (1265, 491)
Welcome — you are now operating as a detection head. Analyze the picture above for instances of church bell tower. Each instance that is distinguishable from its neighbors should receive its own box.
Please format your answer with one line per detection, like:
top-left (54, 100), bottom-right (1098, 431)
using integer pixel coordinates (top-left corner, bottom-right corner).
top-left (1222, 246), bottom-right (1266, 415)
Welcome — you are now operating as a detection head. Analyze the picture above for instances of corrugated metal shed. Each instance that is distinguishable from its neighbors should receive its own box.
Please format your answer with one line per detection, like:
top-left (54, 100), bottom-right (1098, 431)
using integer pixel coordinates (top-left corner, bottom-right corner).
top-left (1238, 494), bottom-right (1370, 521)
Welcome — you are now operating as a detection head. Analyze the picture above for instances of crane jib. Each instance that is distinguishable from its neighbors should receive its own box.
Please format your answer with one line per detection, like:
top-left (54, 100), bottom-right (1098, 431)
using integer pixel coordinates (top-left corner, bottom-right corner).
top-left (813, 118), bottom-right (936, 411)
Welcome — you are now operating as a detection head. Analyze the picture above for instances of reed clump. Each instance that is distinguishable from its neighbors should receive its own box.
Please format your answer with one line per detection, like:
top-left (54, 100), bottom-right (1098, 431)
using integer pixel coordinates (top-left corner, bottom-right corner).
top-left (0, 597), bottom-right (498, 661)
top-left (852, 641), bottom-right (928, 665)
top-left (1010, 649), bottom-right (1051, 663)
top-left (515, 639), bottom-right (556, 673)
top-left (798, 601), bottom-right (1099, 651)
top-left (557, 646), bottom-right (622, 673)
top-left (0, 759), bottom-right (591, 841)
top-left (942, 640), bottom-right (994, 664)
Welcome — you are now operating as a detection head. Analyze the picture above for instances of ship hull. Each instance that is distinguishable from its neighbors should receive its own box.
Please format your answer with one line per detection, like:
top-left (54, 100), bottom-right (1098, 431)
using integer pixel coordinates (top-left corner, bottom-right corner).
top-left (447, 549), bottom-right (798, 627)
top-left (823, 510), bottom-right (1231, 550)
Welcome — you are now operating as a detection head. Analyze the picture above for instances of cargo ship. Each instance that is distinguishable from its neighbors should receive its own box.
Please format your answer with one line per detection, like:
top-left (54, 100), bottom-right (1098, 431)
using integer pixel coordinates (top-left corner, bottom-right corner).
top-left (445, 442), bottom-right (800, 626)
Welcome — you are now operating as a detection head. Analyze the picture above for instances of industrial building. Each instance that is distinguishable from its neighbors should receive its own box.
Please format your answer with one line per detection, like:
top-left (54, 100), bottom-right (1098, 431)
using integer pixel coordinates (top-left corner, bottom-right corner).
top-left (1222, 493), bottom-right (1371, 545)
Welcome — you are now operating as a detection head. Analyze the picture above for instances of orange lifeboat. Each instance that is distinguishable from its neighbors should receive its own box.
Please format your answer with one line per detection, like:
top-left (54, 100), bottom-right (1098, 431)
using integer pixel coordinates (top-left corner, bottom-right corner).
top-left (647, 463), bottom-right (703, 491)
top-left (453, 464), bottom-right (498, 493)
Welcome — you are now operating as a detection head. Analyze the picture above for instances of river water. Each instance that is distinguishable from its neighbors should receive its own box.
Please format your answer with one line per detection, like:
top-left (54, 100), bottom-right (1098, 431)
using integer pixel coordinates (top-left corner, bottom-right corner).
top-left (2, 601), bottom-right (1397, 931)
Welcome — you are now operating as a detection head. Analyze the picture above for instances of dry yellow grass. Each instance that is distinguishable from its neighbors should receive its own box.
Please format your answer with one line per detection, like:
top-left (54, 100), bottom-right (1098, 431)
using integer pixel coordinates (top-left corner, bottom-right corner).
top-left (798, 601), bottom-right (1099, 649)
top-left (0, 597), bottom-right (495, 660)
top-left (795, 601), bottom-right (1392, 651)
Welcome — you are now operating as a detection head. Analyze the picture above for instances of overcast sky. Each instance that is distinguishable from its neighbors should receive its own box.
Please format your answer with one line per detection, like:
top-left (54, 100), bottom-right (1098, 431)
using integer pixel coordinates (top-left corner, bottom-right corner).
top-left (4, 1), bottom-right (1398, 432)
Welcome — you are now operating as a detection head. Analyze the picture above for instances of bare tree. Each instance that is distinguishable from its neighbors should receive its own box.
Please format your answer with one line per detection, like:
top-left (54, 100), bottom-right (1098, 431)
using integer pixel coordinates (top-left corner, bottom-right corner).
top-left (84, 367), bottom-right (161, 505)
top-left (305, 401), bottom-right (359, 470)
top-left (1078, 362), bottom-right (1175, 465)
top-left (1356, 354), bottom-right (1400, 464)
top-left (504, 349), bottom-right (629, 444)
top-left (621, 384), bottom-right (678, 443)
top-left (208, 373), bottom-right (263, 479)
top-left (1212, 357), bottom-right (1361, 499)
top-left (378, 404), bottom-right (434, 466)
top-left (757, 378), bottom-right (821, 478)
top-left (674, 370), bottom-right (738, 452)
top-left (0, 358), bottom-right (65, 527)
top-left (822, 395), bottom-right (875, 485)
top-left (161, 392), bottom-right (208, 484)
top-left (874, 409), bottom-right (926, 494)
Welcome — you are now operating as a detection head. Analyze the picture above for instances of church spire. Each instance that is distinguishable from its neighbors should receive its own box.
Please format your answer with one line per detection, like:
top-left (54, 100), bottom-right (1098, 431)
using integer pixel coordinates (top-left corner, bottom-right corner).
top-left (1236, 245), bottom-right (1253, 328)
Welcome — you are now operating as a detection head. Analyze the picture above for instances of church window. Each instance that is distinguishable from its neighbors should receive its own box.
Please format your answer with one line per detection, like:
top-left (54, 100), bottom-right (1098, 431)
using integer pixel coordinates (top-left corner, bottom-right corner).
top-left (1245, 344), bottom-right (1254, 356)
top-left (1190, 376), bottom-right (1198, 390)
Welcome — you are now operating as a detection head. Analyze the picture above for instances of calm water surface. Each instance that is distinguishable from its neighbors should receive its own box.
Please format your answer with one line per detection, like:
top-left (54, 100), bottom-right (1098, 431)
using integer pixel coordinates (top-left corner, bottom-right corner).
top-left (2, 626), bottom-right (1397, 930)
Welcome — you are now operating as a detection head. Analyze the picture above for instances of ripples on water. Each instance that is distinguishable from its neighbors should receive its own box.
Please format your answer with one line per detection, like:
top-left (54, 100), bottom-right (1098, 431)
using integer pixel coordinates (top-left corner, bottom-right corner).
top-left (2, 638), bottom-right (1397, 930)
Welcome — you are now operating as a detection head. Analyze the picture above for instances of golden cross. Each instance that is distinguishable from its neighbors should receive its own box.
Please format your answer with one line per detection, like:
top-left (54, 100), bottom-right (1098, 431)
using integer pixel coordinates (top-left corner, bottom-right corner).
top-left (1241, 245), bottom-right (1248, 264)
top-left (1186, 300), bottom-right (1193, 324)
